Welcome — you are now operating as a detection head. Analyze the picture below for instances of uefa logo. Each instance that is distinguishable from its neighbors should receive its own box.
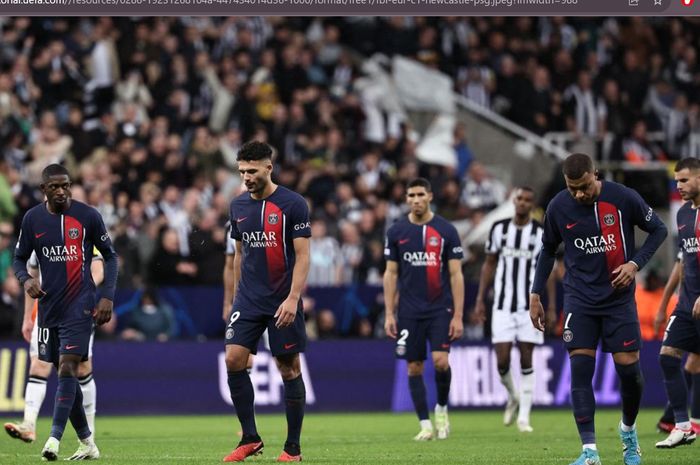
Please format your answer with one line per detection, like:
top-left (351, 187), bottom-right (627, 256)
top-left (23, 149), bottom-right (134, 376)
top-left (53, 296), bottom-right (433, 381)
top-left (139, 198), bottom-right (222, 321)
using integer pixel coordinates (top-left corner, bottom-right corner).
top-left (68, 228), bottom-right (80, 239)
top-left (268, 213), bottom-right (279, 225)
top-left (603, 214), bottom-right (615, 226)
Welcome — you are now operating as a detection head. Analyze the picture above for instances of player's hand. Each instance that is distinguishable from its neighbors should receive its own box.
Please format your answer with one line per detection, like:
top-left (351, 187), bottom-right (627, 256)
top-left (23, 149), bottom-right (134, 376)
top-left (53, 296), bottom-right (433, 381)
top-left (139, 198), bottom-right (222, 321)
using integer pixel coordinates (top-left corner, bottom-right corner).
top-left (21, 318), bottom-right (34, 343)
top-left (93, 298), bottom-right (113, 326)
top-left (474, 300), bottom-right (486, 324)
top-left (529, 294), bottom-right (545, 332)
top-left (222, 305), bottom-right (230, 323)
top-left (274, 297), bottom-right (297, 328)
top-left (653, 306), bottom-right (668, 336)
top-left (384, 313), bottom-right (397, 339)
top-left (23, 278), bottom-right (45, 299)
top-left (611, 262), bottom-right (638, 289)
top-left (448, 315), bottom-right (464, 341)
top-left (693, 297), bottom-right (700, 320)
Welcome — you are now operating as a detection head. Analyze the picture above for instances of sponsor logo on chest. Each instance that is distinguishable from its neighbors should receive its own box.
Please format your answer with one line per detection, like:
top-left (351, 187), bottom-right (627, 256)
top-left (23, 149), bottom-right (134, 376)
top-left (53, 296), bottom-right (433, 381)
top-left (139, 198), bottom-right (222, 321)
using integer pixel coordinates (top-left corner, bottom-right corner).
top-left (573, 234), bottom-right (617, 255)
top-left (241, 230), bottom-right (278, 248)
top-left (681, 236), bottom-right (700, 254)
top-left (42, 245), bottom-right (80, 262)
top-left (402, 251), bottom-right (438, 267)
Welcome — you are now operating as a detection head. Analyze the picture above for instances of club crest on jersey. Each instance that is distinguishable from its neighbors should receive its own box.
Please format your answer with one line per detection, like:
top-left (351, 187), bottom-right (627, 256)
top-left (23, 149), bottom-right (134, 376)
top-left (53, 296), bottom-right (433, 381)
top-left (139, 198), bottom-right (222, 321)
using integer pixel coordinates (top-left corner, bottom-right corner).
top-left (267, 213), bottom-right (279, 225)
top-left (39, 343), bottom-right (46, 356)
top-left (603, 214), bottom-right (615, 226)
top-left (429, 237), bottom-right (439, 247)
top-left (563, 329), bottom-right (573, 343)
top-left (68, 228), bottom-right (80, 239)
top-left (396, 345), bottom-right (406, 356)
top-left (226, 328), bottom-right (235, 340)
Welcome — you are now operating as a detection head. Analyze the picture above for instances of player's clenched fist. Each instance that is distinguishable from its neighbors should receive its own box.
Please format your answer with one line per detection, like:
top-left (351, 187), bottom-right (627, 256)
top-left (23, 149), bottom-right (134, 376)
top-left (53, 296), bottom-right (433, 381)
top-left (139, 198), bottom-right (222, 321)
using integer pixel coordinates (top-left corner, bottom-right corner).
top-left (384, 313), bottom-right (397, 339)
top-left (23, 278), bottom-right (46, 299)
top-left (93, 298), bottom-right (113, 325)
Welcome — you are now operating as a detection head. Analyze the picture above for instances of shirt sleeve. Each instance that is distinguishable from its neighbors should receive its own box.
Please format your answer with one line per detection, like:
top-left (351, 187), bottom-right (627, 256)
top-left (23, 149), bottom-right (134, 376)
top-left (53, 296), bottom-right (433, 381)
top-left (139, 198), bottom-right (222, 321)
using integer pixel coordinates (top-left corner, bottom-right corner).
top-left (384, 226), bottom-right (399, 262)
top-left (485, 221), bottom-right (501, 255)
top-left (626, 187), bottom-right (667, 270)
top-left (445, 224), bottom-right (464, 261)
top-left (90, 209), bottom-right (118, 300)
top-left (229, 203), bottom-right (242, 241)
top-left (531, 205), bottom-right (560, 295)
top-left (289, 197), bottom-right (311, 239)
top-left (13, 213), bottom-right (34, 285)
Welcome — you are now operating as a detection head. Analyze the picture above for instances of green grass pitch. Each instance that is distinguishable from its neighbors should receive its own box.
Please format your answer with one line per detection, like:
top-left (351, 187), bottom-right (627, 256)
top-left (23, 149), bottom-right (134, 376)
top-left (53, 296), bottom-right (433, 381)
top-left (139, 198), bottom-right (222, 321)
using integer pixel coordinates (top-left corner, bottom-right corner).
top-left (1, 410), bottom-right (697, 464)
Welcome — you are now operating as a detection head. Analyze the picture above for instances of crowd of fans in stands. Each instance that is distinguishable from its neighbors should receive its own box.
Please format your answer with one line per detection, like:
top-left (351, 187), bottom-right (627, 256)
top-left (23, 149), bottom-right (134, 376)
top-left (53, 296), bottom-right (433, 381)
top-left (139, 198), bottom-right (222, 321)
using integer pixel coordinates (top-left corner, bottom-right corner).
top-left (0, 17), bottom-right (697, 339)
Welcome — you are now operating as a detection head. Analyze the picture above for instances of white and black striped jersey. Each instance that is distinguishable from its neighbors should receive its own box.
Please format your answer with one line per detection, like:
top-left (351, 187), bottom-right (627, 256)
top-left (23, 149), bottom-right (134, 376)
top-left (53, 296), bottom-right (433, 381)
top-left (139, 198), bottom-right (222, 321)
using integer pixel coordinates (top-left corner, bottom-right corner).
top-left (485, 218), bottom-right (543, 312)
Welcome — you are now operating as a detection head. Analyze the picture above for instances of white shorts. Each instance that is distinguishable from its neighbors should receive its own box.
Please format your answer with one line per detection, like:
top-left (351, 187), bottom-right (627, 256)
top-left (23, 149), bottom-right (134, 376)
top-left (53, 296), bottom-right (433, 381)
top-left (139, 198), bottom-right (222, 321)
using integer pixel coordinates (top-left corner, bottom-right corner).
top-left (30, 323), bottom-right (95, 359)
top-left (491, 309), bottom-right (544, 345)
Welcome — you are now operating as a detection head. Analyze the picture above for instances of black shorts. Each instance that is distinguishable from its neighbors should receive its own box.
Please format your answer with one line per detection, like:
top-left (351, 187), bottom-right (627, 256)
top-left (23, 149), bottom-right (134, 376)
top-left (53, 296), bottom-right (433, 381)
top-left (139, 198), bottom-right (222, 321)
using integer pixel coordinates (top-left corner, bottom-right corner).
top-left (224, 305), bottom-right (306, 357)
top-left (663, 309), bottom-right (700, 354)
top-left (395, 312), bottom-right (452, 361)
top-left (37, 318), bottom-right (93, 365)
top-left (562, 305), bottom-right (641, 353)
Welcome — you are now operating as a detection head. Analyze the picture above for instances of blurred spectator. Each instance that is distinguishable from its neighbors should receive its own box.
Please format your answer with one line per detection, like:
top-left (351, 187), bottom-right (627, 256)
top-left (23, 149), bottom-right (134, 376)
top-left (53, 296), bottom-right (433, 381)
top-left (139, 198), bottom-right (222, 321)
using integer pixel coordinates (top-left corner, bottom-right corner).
top-left (308, 219), bottom-right (342, 287)
top-left (623, 120), bottom-right (668, 163)
top-left (148, 228), bottom-right (198, 286)
top-left (121, 288), bottom-right (177, 342)
top-left (636, 270), bottom-right (677, 341)
top-left (460, 162), bottom-right (507, 212)
top-left (316, 309), bottom-right (338, 339)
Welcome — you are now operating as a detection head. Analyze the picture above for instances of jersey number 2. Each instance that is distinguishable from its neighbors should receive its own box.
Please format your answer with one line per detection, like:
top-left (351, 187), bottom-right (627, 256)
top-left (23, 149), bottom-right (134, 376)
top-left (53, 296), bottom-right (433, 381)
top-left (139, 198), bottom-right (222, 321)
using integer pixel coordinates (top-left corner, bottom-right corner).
top-left (398, 329), bottom-right (409, 346)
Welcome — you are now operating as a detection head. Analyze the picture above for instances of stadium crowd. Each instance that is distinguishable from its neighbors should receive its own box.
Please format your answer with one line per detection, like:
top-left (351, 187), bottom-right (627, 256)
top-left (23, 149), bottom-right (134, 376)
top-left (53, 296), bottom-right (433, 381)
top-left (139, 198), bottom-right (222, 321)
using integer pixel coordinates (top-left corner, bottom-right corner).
top-left (0, 17), bottom-right (698, 340)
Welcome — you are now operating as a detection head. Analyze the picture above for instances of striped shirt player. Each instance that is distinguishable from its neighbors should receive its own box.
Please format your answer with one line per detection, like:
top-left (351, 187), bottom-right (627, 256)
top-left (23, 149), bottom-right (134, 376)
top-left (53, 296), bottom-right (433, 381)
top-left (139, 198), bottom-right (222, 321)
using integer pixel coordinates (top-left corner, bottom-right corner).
top-left (476, 186), bottom-right (546, 433)
top-left (530, 153), bottom-right (666, 465)
top-left (383, 178), bottom-right (465, 442)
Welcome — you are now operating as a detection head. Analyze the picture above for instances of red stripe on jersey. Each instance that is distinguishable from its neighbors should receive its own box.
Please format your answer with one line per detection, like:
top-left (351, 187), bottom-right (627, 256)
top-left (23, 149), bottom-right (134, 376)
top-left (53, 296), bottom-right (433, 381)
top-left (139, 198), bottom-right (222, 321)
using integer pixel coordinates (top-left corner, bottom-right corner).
top-left (596, 201), bottom-right (625, 278)
top-left (63, 216), bottom-right (84, 301)
top-left (694, 210), bottom-right (700, 270)
top-left (424, 225), bottom-right (443, 303)
top-left (263, 201), bottom-right (286, 290)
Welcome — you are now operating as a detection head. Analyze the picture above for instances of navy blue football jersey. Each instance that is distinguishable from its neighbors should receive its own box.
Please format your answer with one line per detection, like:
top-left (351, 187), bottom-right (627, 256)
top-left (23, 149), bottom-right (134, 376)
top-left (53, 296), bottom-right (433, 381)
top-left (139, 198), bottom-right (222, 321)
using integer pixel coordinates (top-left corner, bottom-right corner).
top-left (676, 201), bottom-right (700, 313)
top-left (539, 181), bottom-right (665, 313)
top-left (13, 201), bottom-right (116, 327)
top-left (384, 215), bottom-right (464, 318)
top-left (229, 186), bottom-right (311, 313)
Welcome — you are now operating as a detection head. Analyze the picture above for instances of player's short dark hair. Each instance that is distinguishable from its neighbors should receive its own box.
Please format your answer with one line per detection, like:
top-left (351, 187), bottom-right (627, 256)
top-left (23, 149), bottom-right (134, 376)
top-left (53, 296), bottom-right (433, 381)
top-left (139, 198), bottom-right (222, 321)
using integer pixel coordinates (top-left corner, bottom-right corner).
top-left (41, 164), bottom-right (70, 182)
top-left (237, 141), bottom-right (273, 162)
top-left (407, 178), bottom-right (432, 192)
top-left (675, 158), bottom-right (700, 172)
top-left (562, 153), bottom-right (594, 179)
top-left (515, 185), bottom-right (535, 195)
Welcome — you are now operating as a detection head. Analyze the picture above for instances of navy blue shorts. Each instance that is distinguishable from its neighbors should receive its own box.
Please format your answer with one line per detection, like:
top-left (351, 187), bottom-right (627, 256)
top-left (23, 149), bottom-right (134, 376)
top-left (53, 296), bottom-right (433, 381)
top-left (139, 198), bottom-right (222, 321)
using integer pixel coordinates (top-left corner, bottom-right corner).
top-left (225, 305), bottom-right (306, 357)
top-left (562, 306), bottom-right (641, 353)
top-left (37, 318), bottom-right (93, 365)
top-left (395, 312), bottom-right (452, 361)
top-left (663, 309), bottom-right (700, 354)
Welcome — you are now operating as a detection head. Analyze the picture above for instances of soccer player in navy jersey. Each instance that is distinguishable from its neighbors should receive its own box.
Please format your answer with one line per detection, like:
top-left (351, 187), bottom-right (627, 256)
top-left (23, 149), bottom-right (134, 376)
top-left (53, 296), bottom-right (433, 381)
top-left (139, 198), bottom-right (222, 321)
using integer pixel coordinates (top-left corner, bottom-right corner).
top-left (384, 178), bottom-right (465, 441)
top-left (12, 164), bottom-right (118, 461)
top-left (530, 153), bottom-right (667, 465)
top-left (223, 141), bottom-right (311, 463)
top-left (655, 157), bottom-right (700, 448)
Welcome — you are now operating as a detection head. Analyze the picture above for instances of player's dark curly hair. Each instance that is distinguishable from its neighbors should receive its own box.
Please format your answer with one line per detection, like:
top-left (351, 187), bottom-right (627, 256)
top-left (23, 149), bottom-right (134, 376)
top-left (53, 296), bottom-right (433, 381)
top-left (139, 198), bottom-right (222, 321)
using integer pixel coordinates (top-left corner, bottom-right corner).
top-left (41, 163), bottom-right (70, 183)
top-left (407, 177), bottom-right (432, 192)
top-left (237, 141), bottom-right (273, 162)
top-left (562, 153), bottom-right (594, 179)
top-left (675, 157), bottom-right (700, 172)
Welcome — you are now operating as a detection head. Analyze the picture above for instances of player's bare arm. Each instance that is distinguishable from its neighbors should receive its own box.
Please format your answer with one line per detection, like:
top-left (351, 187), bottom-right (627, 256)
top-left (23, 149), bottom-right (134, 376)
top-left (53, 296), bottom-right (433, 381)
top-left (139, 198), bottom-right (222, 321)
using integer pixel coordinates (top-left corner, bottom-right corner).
top-left (693, 296), bottom-right (700, 320)
top-left (654, 259), bottom-right (681, 335)
top-left (545, 271), bottom-right (558, 331)
top-left (93, 298), bottom-right (113, 326)
top-left (383, 260), bottom-right (399, 339)
top-left (275, 236), bottom-right (309, 329)
top-left (448, 259), bottom-right (464, 341)
top-left (475, 254), bottom-right (498, 323)
top-left (529, 293), bottom-right (546, 332)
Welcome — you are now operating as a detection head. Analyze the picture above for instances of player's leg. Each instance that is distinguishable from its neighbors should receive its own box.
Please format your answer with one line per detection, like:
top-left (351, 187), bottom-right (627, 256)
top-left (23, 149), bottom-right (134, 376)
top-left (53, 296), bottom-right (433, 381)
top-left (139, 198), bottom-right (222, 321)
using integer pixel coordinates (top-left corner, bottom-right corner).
top-left (269, 308), bottom-right (307, 462)
top-left (77, 359), bottom-right (96, 436)
top-left (686, 353), bottom-right (700, 434)
top-left (492, 310), bottom-right (519, 426)
top-left (223, 309), bottom-right (266, 462)
top-left (656, 311), bottom-right (698, 448)
top-left (563, 312), bottom-right (601, 465)
top-left (4, 354), bottom-right (52, 443)
top-left (396, 317), bottom-right (432, 440)
top-left (516, 342), bottom-right (536, 432)
top-left (427, 311), bottom-right (452, 440)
